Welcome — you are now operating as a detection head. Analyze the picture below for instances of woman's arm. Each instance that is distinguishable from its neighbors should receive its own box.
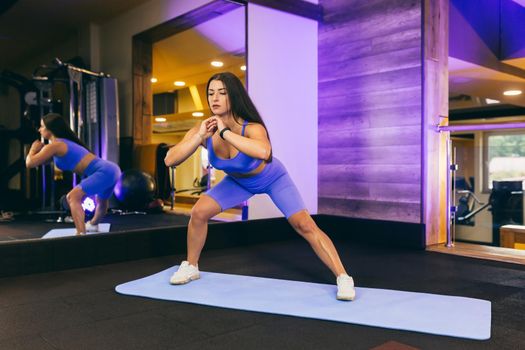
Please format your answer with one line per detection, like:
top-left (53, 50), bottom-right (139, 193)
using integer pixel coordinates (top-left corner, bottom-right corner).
top-left (222, 123), bottom-right (272, 161)
top-left (25, 141), bottom-right (59, 168)
top-left (164, 120), bottom-right (215, 166)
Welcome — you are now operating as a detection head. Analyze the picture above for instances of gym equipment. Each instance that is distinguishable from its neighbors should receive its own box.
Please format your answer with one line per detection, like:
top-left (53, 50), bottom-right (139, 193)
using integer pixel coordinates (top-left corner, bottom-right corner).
top-left (1, 57), bottom-right (120, 215)
top-left (114, 169), bottom-right (157, 210)
top-left (453, 181), bottom-right (523, 246)
top-left (52, 58), bottom-right (119, 165)
top-left (490, 181), bottom-right (523, 245)
top-left (0, 70), bottom-right (41, 210)
top-left (455, 190), bottom-right (487, 226)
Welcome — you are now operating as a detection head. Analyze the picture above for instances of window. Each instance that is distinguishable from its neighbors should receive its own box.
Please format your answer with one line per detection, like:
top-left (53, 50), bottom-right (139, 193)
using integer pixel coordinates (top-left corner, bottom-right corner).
top-left (483, 131), bottom-right (525, 192)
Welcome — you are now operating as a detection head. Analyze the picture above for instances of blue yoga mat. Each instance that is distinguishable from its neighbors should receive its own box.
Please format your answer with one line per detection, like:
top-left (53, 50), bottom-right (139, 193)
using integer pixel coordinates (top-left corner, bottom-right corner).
top-left (115, 266), bottom-right (491, 340)
top-left (42, 223), bottom-right (111, 238)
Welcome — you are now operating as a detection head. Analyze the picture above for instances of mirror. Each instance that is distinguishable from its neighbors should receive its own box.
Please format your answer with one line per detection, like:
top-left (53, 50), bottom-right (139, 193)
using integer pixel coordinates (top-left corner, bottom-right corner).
top-left (150, 6), bottom-right (246, 222)
top-left (0, 1), bottom-right (246, 242)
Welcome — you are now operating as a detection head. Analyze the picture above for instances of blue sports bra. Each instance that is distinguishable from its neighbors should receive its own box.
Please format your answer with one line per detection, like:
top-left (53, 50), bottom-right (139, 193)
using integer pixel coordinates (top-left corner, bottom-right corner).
top-left (53, 138), bottom-right (90, 171)
top-left (206, 119), bottom-right (263, 174)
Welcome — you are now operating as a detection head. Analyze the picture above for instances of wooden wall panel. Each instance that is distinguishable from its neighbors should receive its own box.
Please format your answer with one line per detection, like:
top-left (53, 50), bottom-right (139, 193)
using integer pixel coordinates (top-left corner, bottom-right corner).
top-left (318, 0), bottom-right (423, 223)
top-left (423, 0), bottom-right (448, 245)
top-left (132, 37), bottom-right (152, 145)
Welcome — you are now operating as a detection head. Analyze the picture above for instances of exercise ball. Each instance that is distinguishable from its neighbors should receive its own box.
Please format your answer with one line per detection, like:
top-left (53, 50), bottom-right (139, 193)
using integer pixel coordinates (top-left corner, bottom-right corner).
top-left (114, 169), bottom-right (156, 210)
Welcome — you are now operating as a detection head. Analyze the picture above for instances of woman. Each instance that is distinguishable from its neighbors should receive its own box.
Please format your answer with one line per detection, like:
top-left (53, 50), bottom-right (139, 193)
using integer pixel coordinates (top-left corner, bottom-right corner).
top-left (164, 72), bottom-right (355, 301)
top-left (25, 113), bottom-right (121, 235)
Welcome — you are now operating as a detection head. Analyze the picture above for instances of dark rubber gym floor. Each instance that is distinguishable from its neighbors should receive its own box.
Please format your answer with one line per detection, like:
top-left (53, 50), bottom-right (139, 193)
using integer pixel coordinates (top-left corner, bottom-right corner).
top-left (1, 236), bottom-right (523, 350)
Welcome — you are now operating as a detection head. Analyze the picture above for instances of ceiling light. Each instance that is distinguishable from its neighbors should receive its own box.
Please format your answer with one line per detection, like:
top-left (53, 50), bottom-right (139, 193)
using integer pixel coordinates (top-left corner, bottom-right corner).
top-left (150, 77), bottom-right (158, 83)
top-left (211, 61), bottom-right (224, 67)
top-left (174, 81), bottom-right (185, 86)
top-left (240, 65), bottom-right (246, 71)
top-left (503, 90), bottom-right (522, 96)
top-left (192, 112), bottom-right (204, 117)
top-left (485, 98), bottom-right (500, 104)
top-left (155, 117), bottom-right (167, 122)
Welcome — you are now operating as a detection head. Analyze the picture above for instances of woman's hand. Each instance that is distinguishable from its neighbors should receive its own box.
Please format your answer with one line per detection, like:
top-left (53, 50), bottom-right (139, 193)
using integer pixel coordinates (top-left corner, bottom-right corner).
top-left (30, 140), bottom-right (44, 154)
top-left (210, 116), bottom-right (227, 133)
top-left (198, 117), bottom-right (218, 140)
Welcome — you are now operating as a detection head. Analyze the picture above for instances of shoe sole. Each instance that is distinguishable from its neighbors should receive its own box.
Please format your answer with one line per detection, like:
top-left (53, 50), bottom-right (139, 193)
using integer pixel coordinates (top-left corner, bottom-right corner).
top-left (337, 290), bottom-right (356, 301)
top-left (170, 273), bottom-right (200, 285)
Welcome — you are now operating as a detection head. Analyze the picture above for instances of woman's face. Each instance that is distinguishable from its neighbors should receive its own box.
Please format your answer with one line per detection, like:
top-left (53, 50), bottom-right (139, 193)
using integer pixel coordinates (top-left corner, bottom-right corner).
top-left (208, 79), bottom-right (230, 116)
top-left (38, 120), bottom-right (52, 140)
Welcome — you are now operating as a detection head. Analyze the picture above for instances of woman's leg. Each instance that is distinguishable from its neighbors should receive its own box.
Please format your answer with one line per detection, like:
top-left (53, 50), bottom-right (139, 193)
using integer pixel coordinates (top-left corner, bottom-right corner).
top-left (188, 175), bottom-right (254, 266)
top-left (82, 160), bottom-right (120, 226)
top-left (287, 209), bottom-right (348, 278)
top-left (67, 186), bottom-right (87, 235)
top-left (266, 173), bottom-right (349, 278)
top-left (90, 196), bottom-right (109, 225)
top-left (187, 194), bottom-right (222, 266)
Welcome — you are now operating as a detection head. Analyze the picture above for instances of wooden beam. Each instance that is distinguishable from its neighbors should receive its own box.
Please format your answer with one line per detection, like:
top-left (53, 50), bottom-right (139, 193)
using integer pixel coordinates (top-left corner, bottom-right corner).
top-left (132, 37), bottom-right (152, 145)
top-left (423, 0), bottom-right (449, 245)
top-left (134, 1), bottom-right (243, 43)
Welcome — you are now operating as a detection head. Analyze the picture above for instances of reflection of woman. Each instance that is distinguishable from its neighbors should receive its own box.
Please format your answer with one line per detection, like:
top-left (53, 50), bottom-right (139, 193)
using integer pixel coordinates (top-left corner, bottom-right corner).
top-left (25, 113), bottom-right (121, 235)
top-left (164, 72), bottom-right (355, 300)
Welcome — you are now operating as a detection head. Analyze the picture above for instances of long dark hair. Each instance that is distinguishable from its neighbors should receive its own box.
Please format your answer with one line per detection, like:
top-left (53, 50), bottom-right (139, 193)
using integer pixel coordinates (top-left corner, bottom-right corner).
top-left (206, 72), bottom-right (273, 163)
top-left (42, 113), bottom-right (90, 151)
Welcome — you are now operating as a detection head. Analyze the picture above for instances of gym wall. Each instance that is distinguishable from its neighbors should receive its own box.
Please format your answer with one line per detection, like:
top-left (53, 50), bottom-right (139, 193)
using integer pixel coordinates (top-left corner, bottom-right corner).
top-left (318, 0), bottom-right (423, 223)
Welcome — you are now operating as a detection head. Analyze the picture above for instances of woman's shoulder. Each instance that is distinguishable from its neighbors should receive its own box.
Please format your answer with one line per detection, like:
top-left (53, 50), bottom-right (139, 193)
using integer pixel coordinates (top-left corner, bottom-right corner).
top-left (243, 121), bottom-right (267, 135)
top-left (51, 139), bottom-right (68, 155)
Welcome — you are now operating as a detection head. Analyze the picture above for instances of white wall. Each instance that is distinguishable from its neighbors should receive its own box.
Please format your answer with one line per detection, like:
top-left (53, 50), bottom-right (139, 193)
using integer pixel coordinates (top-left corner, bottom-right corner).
top-left (98, 0), bottom-right (212, 137)
top-left (246, 3), bottom-right (318, 219)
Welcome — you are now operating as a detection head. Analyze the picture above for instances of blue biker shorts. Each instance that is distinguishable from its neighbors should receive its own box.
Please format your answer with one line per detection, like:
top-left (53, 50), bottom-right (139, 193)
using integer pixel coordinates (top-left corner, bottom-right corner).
top-left (203, 157), bottom-right (307, 219)
top-left (78, 158), bottom-right (121, 199)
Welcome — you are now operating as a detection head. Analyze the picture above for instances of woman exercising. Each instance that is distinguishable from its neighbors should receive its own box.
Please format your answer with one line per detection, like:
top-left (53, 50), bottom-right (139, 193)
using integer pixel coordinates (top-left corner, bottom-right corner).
top-left (164, 72), bottom-right (355, 301)
top-left (25, 113), bottom-right (121, 235)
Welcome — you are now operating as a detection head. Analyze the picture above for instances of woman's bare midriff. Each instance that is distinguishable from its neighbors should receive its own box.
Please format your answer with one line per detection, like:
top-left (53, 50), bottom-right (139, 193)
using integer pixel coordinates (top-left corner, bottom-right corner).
top-left (73, 153), bottom-right (97, 176)
top-left (228, 160), bottom-right (267, 178)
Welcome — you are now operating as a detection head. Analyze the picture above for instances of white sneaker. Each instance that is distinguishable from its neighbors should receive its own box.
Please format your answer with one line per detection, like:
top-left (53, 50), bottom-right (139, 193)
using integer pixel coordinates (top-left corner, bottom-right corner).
top-left (85, 221), bottom-right (99, 232)
top-left (336, 273), bottom-right (356, 301)
top-left (170, 261), bottom-right (200, 285)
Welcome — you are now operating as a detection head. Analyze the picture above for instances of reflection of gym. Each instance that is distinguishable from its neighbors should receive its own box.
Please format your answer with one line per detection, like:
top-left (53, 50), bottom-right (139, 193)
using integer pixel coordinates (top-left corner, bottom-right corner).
top-left (1, 0), bottom-right (525, 348)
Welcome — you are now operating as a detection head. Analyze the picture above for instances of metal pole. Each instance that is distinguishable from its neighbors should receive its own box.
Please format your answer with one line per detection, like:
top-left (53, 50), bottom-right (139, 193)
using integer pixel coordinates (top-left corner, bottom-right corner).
top-left (39, 88), bottom-right (46, 210)
top-left (170, 166), bottom-right (175, 211)
top-left (445, 131), bottom-right (453, 247)
top-left (437, 122), bottom-right (525, 132)
top-left (69, 76), bottom-right (77, 187)
top-left (451, 145), bottom-right (457, 246)
top-left (54, 57), bottom-right (108, 78)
